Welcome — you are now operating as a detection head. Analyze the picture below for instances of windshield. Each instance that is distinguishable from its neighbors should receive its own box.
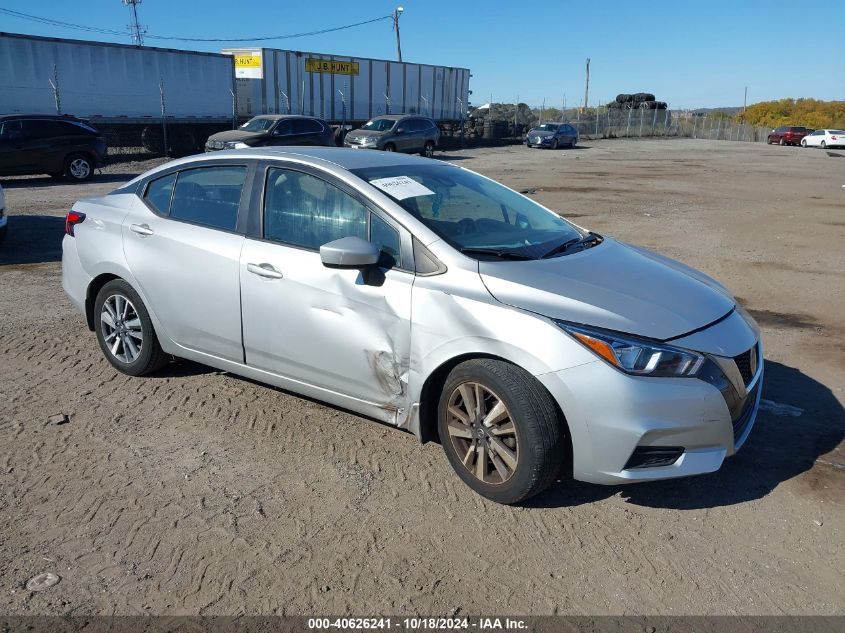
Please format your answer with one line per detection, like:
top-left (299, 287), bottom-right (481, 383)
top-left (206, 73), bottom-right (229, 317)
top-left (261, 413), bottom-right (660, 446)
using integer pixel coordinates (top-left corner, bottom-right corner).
top-left (240, 118), bottom-right (276, 132)
top-left (361, 118), bottom-right (395, 132)
top-left (536, 123), bottom-right (559, 132)
top-left (352, 164), bottom-right (586, 259)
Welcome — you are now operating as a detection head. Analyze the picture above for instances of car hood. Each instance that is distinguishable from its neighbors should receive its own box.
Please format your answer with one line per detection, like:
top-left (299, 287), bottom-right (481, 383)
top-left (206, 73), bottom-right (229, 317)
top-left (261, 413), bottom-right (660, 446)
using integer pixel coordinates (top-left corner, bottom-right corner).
top-left (349, 129), bottom-right (387, 139)
top-left (207, 129), bottom-right (268, 142)
top-left (479, 238), bottom-right (735, 340)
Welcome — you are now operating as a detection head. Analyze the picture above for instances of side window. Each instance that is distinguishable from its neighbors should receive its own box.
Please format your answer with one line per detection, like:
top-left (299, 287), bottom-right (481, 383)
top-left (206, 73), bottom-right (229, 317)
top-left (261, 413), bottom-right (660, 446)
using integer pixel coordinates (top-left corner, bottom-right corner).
top-left (370, 214), bottom-right (401, 267)
top-left (273, 120), bottom-right (293, 136)
top-left (0, 120), bottom-right (24, 139)
top-left (144, 172), bottom-right (177, 215)
top-left (264, 168), bottom-right (367, 250)
top-left (293, 119), bottom-right (322, 134)
top-left (169, 166), bottom-right (247, 231)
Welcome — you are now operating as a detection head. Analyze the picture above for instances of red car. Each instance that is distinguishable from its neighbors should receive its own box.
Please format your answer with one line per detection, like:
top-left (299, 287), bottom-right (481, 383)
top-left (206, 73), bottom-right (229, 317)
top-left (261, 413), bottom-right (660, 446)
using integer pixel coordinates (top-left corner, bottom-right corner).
top-left (767, 126), bottom-right (812, 146)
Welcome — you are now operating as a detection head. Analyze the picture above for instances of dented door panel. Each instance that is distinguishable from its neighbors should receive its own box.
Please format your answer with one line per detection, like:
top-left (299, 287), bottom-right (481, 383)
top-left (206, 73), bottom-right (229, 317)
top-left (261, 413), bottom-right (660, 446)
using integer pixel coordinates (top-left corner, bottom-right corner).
top-left (240, 238), bottom-right (413, 416)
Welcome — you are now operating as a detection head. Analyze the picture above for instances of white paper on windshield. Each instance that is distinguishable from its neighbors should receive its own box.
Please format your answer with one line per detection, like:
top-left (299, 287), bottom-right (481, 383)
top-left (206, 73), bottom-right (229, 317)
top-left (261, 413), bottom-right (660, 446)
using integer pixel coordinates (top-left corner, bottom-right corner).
top-left (370, 176), bottom-right (434, 200)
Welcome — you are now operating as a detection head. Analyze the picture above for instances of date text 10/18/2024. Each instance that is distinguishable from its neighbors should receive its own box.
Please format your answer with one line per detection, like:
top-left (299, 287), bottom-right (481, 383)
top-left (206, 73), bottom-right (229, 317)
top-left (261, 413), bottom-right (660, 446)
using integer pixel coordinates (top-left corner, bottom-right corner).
top-left (307, 618), bottom-right (529, 630)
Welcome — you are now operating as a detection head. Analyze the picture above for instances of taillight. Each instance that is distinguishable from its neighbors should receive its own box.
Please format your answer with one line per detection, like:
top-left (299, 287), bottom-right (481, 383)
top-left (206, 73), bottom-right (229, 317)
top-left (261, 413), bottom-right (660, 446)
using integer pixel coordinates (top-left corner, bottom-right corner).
top-left (65, 211), bottom-right (86, 236)
top-left (832, 136), bottom-right (838, 140)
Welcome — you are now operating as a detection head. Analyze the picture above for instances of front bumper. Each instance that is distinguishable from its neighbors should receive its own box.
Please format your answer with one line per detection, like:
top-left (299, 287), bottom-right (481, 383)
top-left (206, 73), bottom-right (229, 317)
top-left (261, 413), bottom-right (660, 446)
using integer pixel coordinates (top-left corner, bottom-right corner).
top-left (537, 340), bottom-right (763, 485)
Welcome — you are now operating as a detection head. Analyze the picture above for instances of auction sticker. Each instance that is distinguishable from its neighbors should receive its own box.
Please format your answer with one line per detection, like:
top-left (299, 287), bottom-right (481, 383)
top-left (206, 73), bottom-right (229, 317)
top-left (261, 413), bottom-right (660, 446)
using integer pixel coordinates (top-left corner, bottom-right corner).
top-left (370, 176), bottom-right (434, 200)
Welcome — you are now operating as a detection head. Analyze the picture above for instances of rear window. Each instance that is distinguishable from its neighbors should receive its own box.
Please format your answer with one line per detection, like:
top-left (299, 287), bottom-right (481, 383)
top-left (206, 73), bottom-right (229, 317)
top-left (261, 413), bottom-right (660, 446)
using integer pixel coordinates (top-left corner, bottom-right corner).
top-left (168, 166), bottom-right (247, 231)
top-left (829, 130), bottom-right (845, 135)
top-left (293, 119), bottom-right (323, 134)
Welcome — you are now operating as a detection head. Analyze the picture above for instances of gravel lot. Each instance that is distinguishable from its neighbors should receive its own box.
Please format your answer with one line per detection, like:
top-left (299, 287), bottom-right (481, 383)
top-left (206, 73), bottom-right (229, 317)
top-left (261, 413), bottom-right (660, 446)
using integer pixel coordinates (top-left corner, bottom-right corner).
top-left (0, 139), bottom-right (843, 616)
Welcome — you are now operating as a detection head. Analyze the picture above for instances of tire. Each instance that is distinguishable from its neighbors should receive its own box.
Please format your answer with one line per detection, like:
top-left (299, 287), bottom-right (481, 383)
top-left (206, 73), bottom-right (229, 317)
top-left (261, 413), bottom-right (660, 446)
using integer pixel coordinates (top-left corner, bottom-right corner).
top-left (94, 279), bottom-right (169, 376)
top-left (64, 154), bottom-right (94, 182)
top-left (779, 138), bottom-right (785, 146)
top-left (550, 139), bottom-right (559, 150)
top-left (801, 139), bottom-right (807, 147)
top-left (821, 141), bottom-right (826, 149)
top-left (437, 359), bottom-right (566, 504)
top-left (383, 143), bottom-right (396, 152)
top-left (421, 141), bottom-right (435, 158)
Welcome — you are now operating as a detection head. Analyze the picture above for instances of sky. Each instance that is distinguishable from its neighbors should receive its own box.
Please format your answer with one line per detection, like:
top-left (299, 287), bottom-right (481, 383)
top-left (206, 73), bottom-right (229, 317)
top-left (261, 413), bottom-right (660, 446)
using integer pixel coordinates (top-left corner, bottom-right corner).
top-left (1, 0), bottom-right (843, 109)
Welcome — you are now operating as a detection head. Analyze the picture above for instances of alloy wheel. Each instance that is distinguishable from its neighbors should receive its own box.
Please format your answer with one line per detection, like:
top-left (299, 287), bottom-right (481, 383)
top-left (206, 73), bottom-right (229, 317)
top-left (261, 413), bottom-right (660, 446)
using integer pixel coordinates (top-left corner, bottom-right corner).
top-left (100, 294), bottom-right (143, 363)
top-left (69, 158), bottom-right (91, 180)
top-left (445, 381), bottom-right (519, 484)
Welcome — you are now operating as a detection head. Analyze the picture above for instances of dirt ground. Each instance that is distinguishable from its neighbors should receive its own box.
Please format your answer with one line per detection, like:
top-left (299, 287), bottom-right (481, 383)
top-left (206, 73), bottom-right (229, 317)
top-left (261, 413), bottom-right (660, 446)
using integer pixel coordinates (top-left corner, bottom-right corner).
top-left (0, 139), bottom-right (843, 616)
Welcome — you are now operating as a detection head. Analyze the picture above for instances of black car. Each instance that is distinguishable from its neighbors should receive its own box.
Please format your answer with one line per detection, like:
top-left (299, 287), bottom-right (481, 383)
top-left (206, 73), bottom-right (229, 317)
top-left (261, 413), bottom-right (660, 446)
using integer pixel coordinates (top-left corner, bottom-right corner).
top-left (205, 115), bottom-right (335, 151)
top-left (525, 122), bottom-right (579, 149)
top-left (0, 115), bottom-right (107, 182)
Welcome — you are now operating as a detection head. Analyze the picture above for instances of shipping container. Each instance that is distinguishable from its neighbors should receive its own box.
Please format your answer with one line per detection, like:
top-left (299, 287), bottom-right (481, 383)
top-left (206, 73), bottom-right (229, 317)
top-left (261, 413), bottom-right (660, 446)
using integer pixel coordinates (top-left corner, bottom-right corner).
top-left (222, 48), bottom-right (470, 123)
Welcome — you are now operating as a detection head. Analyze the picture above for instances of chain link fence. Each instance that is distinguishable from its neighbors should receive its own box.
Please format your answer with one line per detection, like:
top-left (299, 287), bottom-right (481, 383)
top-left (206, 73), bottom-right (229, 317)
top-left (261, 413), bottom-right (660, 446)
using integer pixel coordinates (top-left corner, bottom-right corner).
top-left (443, 103), bottom-right (772, 148)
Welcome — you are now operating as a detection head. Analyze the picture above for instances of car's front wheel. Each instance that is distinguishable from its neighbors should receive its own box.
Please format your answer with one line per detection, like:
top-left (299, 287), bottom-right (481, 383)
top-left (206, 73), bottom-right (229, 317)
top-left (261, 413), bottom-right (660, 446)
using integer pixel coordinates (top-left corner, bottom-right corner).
top-left (779, 138), bottom-right (785, 146)
top-left (821, 141), bottom-right (826, 149)
top-left (65, 154), bottom-right (94, 182)
top-left (383, 143), bottom-right (396, 152)
top-left (94, 279), bottom-right (169, 376)
top-left (551, 139), bottom-right (559, 150)
top-left (437, 359), bottom-right (566, 504)
top-left (421, 141), bottom-right (435, 158)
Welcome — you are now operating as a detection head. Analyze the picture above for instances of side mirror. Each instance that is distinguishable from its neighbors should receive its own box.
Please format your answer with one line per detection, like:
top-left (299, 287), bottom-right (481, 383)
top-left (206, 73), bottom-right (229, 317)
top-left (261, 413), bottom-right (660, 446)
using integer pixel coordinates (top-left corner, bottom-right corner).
top-left (320, 236), bottom-right (380, 269)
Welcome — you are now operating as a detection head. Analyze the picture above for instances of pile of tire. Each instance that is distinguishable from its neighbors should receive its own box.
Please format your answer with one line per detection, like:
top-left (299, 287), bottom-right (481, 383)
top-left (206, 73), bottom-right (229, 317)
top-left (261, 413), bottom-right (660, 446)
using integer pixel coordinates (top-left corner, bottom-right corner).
top-left (610, 93), bottom-right (666, 110)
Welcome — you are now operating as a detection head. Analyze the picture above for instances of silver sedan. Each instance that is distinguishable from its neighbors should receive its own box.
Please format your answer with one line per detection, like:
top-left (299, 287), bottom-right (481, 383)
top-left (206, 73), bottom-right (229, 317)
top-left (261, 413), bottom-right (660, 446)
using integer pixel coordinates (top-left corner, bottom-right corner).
top-left (62, 147), bottom-right (763, 504)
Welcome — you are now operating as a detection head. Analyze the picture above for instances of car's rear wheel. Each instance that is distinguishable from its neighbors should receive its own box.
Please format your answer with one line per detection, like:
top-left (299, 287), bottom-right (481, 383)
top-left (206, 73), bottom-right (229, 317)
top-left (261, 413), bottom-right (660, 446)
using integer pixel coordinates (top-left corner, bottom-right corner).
top-left (437, 359), bottom-right (565, 504)
top-left (801, 139), bottom-right (807, 147)
top-left (94, 279), bottom-right (169, 376)
top-left (422, 141), bottom-right (435, 158)
top-left (65, 154), bottom-right (93, 182)
top-left (383, 143), bottom-right (396, 152)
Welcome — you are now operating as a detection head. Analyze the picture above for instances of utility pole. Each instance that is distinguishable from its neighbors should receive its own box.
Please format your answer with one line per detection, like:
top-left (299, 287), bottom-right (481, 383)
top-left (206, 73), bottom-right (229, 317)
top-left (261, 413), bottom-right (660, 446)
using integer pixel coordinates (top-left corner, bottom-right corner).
top-left (743, 86), bottom-right (748, 115)
top-left (392, 7), bottom-right (404, 62)
top-left (123, 0), bottom-right (145, 46)
top-left (582, 58), bottom-right (590, 113)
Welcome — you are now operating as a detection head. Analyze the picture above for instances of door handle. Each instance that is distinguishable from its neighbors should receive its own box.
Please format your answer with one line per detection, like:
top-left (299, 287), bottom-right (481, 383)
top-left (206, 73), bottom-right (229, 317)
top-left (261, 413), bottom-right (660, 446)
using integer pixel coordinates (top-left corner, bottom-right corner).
top-left (130, 223), bottom-right (154, 236)
top-left (247, 263), bottom-right (284, 279)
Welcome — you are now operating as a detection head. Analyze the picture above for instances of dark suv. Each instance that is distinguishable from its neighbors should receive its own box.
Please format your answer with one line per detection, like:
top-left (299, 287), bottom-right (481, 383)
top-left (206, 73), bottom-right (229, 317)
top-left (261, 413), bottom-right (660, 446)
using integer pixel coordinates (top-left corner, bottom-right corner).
top-left (205, 115), bottom-right (335, 151)
top-left (0, 115), bottom-right (107, 181)
top-left (344, 115), bottom-right (440, 157)
top-left (767, 126), bottom-right (811, 146)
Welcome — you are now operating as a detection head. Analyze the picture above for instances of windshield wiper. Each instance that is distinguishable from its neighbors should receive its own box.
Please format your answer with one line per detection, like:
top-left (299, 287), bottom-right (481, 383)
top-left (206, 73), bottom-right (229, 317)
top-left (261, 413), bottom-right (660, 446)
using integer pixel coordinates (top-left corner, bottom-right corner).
top-left (541, 232), bottom-right (603, 259)
top-left (459, 247), bottom-right (534, 261)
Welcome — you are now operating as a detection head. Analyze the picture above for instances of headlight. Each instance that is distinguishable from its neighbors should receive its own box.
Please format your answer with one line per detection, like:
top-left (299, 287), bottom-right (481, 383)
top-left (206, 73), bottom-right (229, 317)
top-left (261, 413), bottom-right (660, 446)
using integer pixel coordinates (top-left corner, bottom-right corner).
top-left (361, 137), bottom-right (377, 145)
top-left (556, 322), bottom-right (704, 377)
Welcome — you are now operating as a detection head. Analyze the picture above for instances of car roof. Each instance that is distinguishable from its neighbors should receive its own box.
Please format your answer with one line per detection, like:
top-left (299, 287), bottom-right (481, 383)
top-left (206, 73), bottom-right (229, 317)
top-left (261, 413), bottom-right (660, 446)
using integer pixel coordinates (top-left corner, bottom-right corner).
top-left (248, 114), bottom-right (325, 121)
top-left (121, 147), bottom-right (453, 188)
top-left (0, 113), bottom-right (87, 122)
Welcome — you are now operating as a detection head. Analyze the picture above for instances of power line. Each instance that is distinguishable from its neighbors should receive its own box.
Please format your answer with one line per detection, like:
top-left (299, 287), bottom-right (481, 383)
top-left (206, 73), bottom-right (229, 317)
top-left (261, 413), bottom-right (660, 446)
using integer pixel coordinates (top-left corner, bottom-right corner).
top-left (0, 6), bottom-right (392, 44)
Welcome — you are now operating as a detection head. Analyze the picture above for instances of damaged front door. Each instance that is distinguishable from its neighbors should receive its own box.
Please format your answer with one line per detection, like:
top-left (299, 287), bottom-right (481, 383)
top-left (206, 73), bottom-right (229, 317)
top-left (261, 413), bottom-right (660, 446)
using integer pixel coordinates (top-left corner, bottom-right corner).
top-left (240, 166), bottom-right (412, 420)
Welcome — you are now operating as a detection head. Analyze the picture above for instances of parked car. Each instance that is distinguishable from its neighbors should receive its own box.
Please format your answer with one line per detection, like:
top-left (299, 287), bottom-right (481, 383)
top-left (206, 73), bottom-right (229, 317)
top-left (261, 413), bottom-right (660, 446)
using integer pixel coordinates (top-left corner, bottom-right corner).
top-left (800, 129), bottom-right (845, 149)
top-left (62, 147), bottom-right (762, 504)
top-left (0, 183), bottom-right (6, 243)
top-left (525, 122), bottom-right (579, 149)
top-left (766, 126), bottom-right (812, 146)
top-left (205, 115), bottom-right (335, 151)
top-left (0, 114), bottom-right (107, 181)
top-left (344, 115), bottom-right (440, 157)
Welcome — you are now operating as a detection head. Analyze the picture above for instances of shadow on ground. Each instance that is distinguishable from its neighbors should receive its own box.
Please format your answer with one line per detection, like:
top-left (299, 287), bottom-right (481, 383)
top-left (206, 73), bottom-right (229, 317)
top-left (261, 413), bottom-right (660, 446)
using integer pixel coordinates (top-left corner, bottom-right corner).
top-left (0, 215), bottom-right (66, 266)
top-left (531, 360), bottom-right (844, 510)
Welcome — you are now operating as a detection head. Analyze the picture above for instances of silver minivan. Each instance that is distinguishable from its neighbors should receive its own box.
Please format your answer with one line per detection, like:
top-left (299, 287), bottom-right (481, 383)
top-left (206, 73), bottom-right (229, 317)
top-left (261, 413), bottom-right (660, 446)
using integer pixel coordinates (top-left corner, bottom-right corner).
top-left (62, 148), bottom-right (762, 504)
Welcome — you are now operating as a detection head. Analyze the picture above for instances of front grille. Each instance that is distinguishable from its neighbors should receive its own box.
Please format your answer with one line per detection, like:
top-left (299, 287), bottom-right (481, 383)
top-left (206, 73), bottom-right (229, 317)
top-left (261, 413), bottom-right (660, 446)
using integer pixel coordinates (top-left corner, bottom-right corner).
top-left (733, 346), bottom-right (756, 385)
top-left (732, 381), bottom-right (759, 444)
